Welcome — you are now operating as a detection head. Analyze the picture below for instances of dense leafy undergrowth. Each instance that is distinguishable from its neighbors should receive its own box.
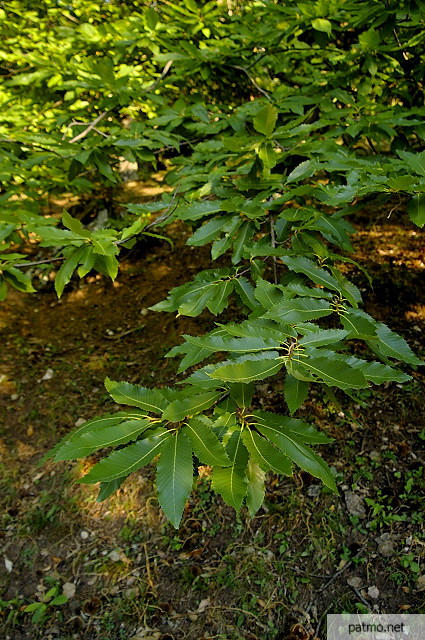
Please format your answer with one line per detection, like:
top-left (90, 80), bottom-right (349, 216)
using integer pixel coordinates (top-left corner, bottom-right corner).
top-left (1, 0), bottom-right (424, 526)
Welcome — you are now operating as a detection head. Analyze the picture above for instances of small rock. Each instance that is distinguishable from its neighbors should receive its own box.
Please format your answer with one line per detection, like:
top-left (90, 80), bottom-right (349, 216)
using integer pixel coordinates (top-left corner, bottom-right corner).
top-left (344, 491), bottom-right (366, 518)
top-left (416, 575), bottom-right (425, 591)
top-left (41, 368), bottom-right (54, 381)
top-left (307, 485), bottom-right (321, 497)
top-left (4, 557), bottom-right (13, 573)
top-left (62, 582), bottom-right (76, 599)
top-left (74, 418), bottom-right (86, 427)
top-left (10, 393), bottom-right (19, 401)
top-left (108, 550), bottom-right (121, 562)
top-left (140, 308), bottom-right (149, 316)
top-left (377, 540), bottom-right (395, 557)
top-left (80, 530), bottom-right (89, 540)
top-left (347, 576), bottom-right (362, 588)
top-left (188, 613), bottom-right (198, 622)
top-left (197, 597), bottom-right (210, 613)
top-left (368, 585), bottom-right (380, 599)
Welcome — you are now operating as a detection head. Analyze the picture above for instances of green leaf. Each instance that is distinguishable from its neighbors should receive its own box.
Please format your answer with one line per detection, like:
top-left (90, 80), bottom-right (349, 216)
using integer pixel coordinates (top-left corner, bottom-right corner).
top-left (408, 194), bottom-right (425, 228)
top-left (229, 382), bottom-right (255, 408)
top-left (254, 278), bottom-right (287, 308)
top-left (370, 324), bottom-right (423, 366)
top-left (281, 256), bottom-right (342, 294)
top-left (183, 417), bottom-right (230, 466)
top-left (284, 374), bottom-right (309, 414)
top-left (253, 104), bottom-right (278, 137)
top-left (265, 298), bottom-right (333, 323)
top-left (206, 280), bottom-right (234, 315)
top-left (79, 430), bottom-right (169, 483)
top-left (210, 353), bottom-right (282, 383)
top-left (91, 233), bottom-right (119, 257)
top-left (3, 267), bottom-right (35, 293)
top-left (54, 419), bottom-right (151, 461)
top-left (162, 391), bottom-right (223, 422)
top-left (252, 411), bottom-right (331, 444)
top-left (62, 210), bottom-right (91, 238)
top-left (312, 18), bottom-right (332, 35)
top-left (187, 215), bottom-right (230, 246)
top-left (97, 477), bottom-right (127, 502)
top-left (254, 418), bottom-right (336, 491)
top-left (287, 159), bottom-right (317, 183)
top-left (156, 431), bottom-right (193, 528)
top-left (242, 429), bottom-right (292, 475)
top-left (211, 430), bottom-right (248, 510)
top-left (54, 245), bottom-right (87, 298)
top-left (298, 329), bottom-right (348, 348)
top-left (340, 308), bottom-right (377, 339)
top-left (290, 354), bottom-right (368, 390)
top-left (175, 201), bottom-right (223, 221)
top-left (234, 276), bottom-right (259, 310)
top-left (246, 460), bottom-right (266, 517)
top-left (105, 378), bottom-right (168, 413)
top-left (50, 595), bottom-right (68, 606)
top-left (344, 357), bottom-right (411, 385)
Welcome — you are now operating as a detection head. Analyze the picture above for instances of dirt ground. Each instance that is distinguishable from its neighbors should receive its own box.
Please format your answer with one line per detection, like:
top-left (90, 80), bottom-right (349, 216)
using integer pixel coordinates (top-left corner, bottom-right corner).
top-left (0, 200), bottom-right (424, 640)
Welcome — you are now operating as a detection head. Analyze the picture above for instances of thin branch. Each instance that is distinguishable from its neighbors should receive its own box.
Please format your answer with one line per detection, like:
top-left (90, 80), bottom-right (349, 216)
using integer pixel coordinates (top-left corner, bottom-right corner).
top-left (226, 64), bottom-right (271, 100)
top-left (144, 60), bottom-right (173, 92)
top-left (68, 111), bottom-right (108, 144)
top-left (14, 256), bottom-right (66, 268)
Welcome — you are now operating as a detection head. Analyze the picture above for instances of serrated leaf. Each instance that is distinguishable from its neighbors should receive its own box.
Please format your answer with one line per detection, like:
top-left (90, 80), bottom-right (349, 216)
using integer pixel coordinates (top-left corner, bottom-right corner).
top-left (79, 430), bottom-right (169, 483)
top-left (254, 277), bottom-right (286, 308)
top-left (162, 391), bottom-right (222, 422)
top-left (54, 419), bottom-right (151, 460)
top-left (371, 324), bottom-right (423, 366)
top-left (408, 194), bottom-right (425, 228)
top-left (206, 279), bottom-right (234, 315)
top-left (290, 353), bottom-right (368, 390)
top-left (229, 382), bottom-right (255, 408)
top-left (284, 374), bottom-right (309, 414)
top-left (253, 104), bottom-right (278, 136)
top-left (340, 308), bottom-right (377, 338)
top-left (97, 477), bottom-right (127, 501)
top-left (210, 353), bottom-right (282, 383)
top-left (62, 210), bottom-right (91, 238)
top-left (254, 421), bottom-right (337, 492)
top-left (185, 334), bottom-right (279, 354)
top-left (187, 215), bottom-right (231, 246)
top-left (105, 378), bottom-right (168, 413)
top-left (156, 431), bottom-right (193, 528)
top-left (281, 256), bottom-right (342, 294)
top-left (54, 245), bottom-right (87, 298)
top-left (287, 159), bottom-right (318, 183)
top-left (175, 201), bottom-right (223, 221)
top-left (242, 429), bottom-right (292, 475)
top-left (234, 276), bottom-right (259, 310)
top-left (252, 411), bottom-right (332, 444)
top-left (183, 417), bottom-right (230, 466)
top-left (298, 329), bottom-right (348, 348)
top-left (211, 430), bottom-right (248, 510)
top-left (246, 460), bottom-right (266, 517)
top-left (231, 221), bottom-right (254, 264)
top-left (265, 298), bottom-right (333, 323)
top-left (344, 356), bottom-right (411, 384)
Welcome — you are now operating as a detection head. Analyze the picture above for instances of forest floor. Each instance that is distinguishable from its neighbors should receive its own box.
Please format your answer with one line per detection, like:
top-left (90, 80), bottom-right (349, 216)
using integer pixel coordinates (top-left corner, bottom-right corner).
top-left (0, 189), bottom-right (424, 640)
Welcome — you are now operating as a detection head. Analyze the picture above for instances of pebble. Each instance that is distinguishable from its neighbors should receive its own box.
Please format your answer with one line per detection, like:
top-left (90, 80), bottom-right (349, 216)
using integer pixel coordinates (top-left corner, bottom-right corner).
top-left (368, 585), bottom-right (380, 599)
top-left (80, 530), bottom-right (89, 540)
top-left (344, 491), bottom-right (366, 518)
top-left (40, 368), bottom-right (54, 381)
top-left (10, 393), bottom-right (19, 401)
top-left (347, 576), bottom-right (362, 588)
top-left (416, 575), bottom-right (425, 591)
top-left (74, 418), bottom-right (86, 427)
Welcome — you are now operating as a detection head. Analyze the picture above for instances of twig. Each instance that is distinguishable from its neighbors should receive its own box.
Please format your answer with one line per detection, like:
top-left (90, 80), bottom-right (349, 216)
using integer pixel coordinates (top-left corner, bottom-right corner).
top-left (68, 111), bottom-right (108, 144)
top-left (317, 545), bottom-right (366, 592)
top-left (14, 256), bottom-right (66, 268)
top-left (350, 585), bottom-right (371, 610)
top-left (226, 64), bottom-right (271, 100)
top-left (144, 60), bottom-right (173, 92)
